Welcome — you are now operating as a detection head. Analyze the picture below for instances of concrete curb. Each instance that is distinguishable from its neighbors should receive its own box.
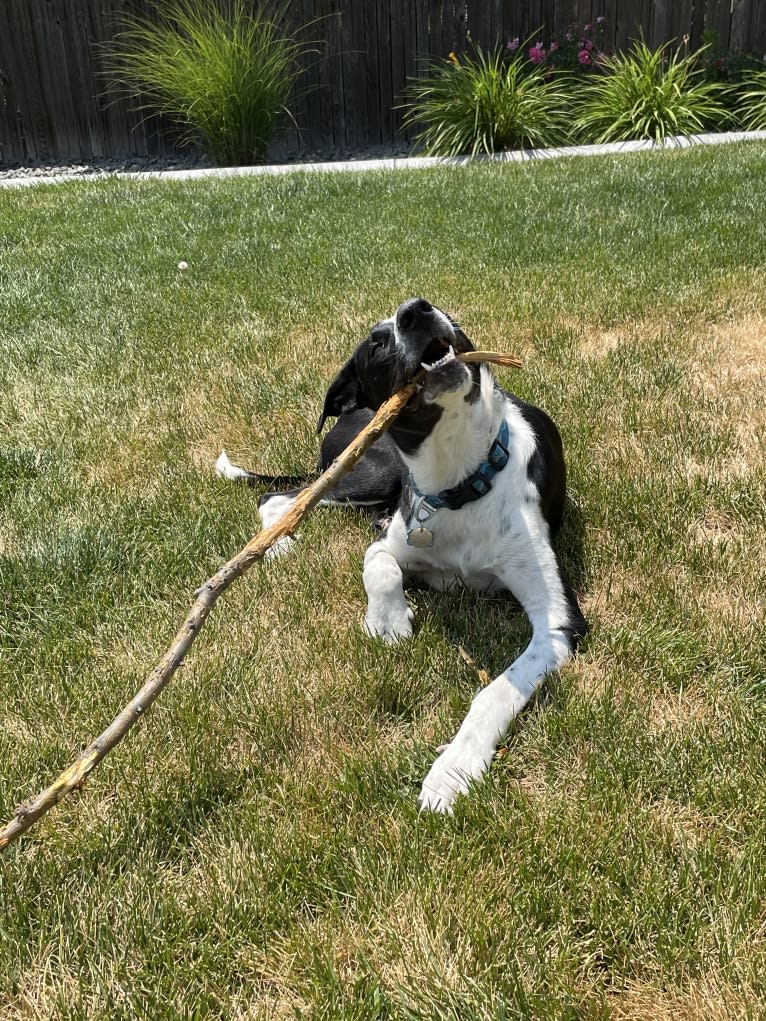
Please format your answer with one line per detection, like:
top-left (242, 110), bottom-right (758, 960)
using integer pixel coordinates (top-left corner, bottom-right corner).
top-left (2, 131), bottom-right (766, 190)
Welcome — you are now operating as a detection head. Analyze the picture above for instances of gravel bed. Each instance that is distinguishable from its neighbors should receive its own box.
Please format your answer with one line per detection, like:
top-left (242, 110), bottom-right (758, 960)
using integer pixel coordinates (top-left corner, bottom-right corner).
top-left (0, 144), bottom-right (412, 182)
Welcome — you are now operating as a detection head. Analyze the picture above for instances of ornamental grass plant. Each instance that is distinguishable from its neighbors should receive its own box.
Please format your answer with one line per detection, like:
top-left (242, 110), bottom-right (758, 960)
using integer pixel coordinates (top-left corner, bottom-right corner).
top-left (104, 0), bottom-right (312, 165)
top-left (737, 69), bottom-right (766, 129)
top-left (574, 39), bottom-right (728, 143)
top-left (402, 41), bottom-right (574, 156)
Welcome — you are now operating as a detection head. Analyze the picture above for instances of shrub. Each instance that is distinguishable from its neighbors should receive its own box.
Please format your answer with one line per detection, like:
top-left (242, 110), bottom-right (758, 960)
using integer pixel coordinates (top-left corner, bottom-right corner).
top-left (737, 69), bottom-right (766, 129)
top-left (401, 41), bottom-right (574, 157)
top-left (574, 39), bottom-right (728, 144)
top-left (696, 29), bottom-right (766, 128)
top-left (104, 0), bottom-right (312, 166)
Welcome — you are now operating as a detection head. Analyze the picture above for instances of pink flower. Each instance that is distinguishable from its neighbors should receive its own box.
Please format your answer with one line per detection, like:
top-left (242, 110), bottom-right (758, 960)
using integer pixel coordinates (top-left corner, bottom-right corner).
top-left (585, 39), bottom-right (594, 51)
top-left (584, 23), bottom-right (592, 32)
top-left (528, 43), bottom-right (546, 64)
top-left (507, 37), bottom-right (520, 51)
top-left (597, 16), bottom-right (606, 24)
top-left (549, 40), bottom-right (560, 52)
top-left (565, 31), bottom-right (574, 42)
top-left (577, 48), bottom-right (591, 65)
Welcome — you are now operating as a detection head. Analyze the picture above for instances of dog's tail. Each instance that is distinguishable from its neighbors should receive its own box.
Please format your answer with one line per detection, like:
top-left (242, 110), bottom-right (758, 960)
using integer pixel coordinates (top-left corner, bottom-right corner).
top-left (216, 450), bottom-right (312, 489)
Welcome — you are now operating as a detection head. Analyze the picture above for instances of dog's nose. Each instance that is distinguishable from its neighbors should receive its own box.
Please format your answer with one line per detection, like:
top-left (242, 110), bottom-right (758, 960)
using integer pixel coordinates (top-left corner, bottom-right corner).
top-left (397, 297), bottom-right (433, 332)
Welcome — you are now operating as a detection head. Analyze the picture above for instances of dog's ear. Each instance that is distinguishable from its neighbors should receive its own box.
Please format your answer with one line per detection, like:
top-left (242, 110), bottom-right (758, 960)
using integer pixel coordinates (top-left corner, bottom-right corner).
top-left (317, 355), bottom-right (365, 432)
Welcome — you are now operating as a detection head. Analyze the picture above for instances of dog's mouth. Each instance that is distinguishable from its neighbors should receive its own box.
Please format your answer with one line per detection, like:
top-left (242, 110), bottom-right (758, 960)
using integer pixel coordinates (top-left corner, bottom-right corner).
top-left (419, 337), bottom-right (456, 374)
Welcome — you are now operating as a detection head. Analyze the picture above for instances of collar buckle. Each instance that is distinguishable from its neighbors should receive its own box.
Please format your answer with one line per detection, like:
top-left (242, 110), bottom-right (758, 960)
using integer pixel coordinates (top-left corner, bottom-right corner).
top-left (487, 435), bottom-right (510, 471)
top-left (414, 498), bottom-right (438, 523)
top-left (470, 472), bottom-right (492, 498)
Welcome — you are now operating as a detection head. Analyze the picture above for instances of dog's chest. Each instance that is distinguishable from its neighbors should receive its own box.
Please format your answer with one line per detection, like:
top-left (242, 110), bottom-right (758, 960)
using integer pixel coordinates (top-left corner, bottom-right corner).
top-left (400, 494), bottom-right (512, 576)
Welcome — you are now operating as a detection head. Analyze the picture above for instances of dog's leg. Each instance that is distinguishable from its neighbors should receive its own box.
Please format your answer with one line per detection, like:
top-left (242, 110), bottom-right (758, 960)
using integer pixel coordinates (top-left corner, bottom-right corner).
top-left (418, 528), bottom-right (586, 813)
top-left (258, 491), bottom-right (300, 560)
top-left (363, 536), bottom-right (414, 642)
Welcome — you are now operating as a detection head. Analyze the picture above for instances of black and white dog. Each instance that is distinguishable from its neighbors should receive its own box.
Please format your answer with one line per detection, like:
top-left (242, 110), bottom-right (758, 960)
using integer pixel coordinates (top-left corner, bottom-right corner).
top-left (218, 298), bottom-right (587, 812)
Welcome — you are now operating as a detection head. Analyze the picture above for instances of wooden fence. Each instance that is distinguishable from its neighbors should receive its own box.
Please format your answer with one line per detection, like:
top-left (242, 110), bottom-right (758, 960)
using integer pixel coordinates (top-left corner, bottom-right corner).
top-left (2, 0), bottom-right (765, 165)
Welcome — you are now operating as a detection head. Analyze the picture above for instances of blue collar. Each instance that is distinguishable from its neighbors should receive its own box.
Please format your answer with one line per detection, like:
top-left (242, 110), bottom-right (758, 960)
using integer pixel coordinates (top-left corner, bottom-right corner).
top-left (404, 419), bottom-right (510, 528)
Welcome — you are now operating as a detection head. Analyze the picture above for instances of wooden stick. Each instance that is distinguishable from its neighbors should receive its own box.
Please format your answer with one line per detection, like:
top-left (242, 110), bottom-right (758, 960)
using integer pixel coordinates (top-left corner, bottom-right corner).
top-left (458, 351), bottom-right (522, 370)
top-left (0, 349), bottom-right (520, 851)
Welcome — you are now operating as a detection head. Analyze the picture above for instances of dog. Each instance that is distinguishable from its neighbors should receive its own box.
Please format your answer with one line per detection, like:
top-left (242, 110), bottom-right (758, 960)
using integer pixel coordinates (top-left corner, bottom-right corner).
top-left (218, 297), bottom-right (587, 812)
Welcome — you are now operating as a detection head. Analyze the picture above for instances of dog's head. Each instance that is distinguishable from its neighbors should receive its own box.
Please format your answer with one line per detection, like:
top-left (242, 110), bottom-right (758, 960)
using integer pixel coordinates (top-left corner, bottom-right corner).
top-left (318, 298), bottom-right (476, 432)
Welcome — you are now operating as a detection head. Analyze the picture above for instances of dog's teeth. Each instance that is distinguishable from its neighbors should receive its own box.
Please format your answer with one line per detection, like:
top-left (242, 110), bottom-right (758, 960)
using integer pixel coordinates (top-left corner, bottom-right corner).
top-left (421, 345), bottom-right (457, 373)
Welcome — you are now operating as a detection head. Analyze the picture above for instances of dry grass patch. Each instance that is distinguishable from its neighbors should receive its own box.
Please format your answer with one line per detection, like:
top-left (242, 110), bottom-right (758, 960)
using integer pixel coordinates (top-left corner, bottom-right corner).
top-left (0, 522), bottom-right (19, 556)
top-left (649, 796), bottom-right (729, 853)
top-left (0, 711), bottom-right (36, 746)
top-left (608, 976), bottom-right (759, 1020)
top-left (666, 563), bottom-right (765, 633)
top-left (687, 508), bottom-right (743, 547)
top-left (693, 313), bottom-right (766, 394)
top-left (582, 571), bottom-right (646, 631)
top-left (575, 316), bottom-right (672, 359)
top-left (563, 652), bottom-right (614, 701)
top-left (692, 583), bottom-right (764, 631)
top-left (646, 687), bottom-right (715, 735)
top-left (4, 960), bottom-right (82, 1021)
top-left (690, 313), bottom-right (766, 474)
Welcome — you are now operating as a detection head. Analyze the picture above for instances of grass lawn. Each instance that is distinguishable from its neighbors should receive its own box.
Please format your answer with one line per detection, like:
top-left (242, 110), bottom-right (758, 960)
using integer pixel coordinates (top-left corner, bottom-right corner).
top-left (1, 142), bottom-right (765, 1019)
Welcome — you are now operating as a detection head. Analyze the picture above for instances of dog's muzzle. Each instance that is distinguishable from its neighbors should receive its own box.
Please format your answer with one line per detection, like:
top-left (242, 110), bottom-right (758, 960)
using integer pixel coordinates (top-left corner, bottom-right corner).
top-left (395, 297), bottom-right (464, 379)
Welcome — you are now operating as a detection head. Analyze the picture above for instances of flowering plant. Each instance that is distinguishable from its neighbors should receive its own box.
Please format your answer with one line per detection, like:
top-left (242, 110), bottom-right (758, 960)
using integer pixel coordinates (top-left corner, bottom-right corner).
top-left (402, 38), bottom-right (575, 156)
top-left (508, 19), bottom-right (608, 75)
top-left (574, 38), bottom-right (727, 143)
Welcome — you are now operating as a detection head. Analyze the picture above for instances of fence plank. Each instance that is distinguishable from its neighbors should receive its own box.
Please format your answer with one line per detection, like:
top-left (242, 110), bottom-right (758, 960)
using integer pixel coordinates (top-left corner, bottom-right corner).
top-left (356, 0), bottom-right (377, 148)
top-left (376, 0), bottom-right (394, 145)
top-left (466, 0), bottom-right (488, 48)
top-left (554, 0), bottom-right (579, 39)
top-left (731, 0), bottom-right (756, 51)
top-left (507, 0), bottom-right (528, 47)
top-left (714, 0), bottom-right (734, 49)
top-left (755, 0), bottom-right (766, 55)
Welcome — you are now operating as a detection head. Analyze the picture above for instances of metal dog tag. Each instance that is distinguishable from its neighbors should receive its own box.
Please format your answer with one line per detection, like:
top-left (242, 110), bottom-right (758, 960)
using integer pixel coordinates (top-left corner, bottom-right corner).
top-left (407, 526), bottom-right (434, 548)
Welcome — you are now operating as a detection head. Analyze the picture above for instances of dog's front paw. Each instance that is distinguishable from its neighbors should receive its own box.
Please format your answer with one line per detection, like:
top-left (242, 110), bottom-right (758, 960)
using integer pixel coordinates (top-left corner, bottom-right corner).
top-left (263, 535), bottom-right (297, 561)
top-left (258, 494), bottom-right (299, 561)
top-left (418, 741), bottom-right (492, 814)
top-left (364, 604), bottom-right (414, 644)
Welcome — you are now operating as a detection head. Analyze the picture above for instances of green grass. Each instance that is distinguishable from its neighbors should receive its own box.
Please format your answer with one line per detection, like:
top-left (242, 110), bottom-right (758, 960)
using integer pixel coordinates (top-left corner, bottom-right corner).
top-left (1, 142), bottom-right (766, 1019)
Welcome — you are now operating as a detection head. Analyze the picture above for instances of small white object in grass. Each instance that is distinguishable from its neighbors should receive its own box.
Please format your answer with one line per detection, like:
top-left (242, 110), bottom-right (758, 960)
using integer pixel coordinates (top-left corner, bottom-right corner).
top-left (177, 260), bottom-right (188, 271)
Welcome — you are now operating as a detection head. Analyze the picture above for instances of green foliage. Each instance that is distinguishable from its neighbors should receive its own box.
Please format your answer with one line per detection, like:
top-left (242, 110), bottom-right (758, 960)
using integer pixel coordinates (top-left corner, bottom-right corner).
top-left (695, 31), bottom-right (766, 128)
top-left (575, 39), bottom-right (728, 143)
top-left (402, 41), bottom-right (574, 156)
top-left (104, 0), bottom-right (312, 165)
top-left (737, 69), bottom-right (766, 130)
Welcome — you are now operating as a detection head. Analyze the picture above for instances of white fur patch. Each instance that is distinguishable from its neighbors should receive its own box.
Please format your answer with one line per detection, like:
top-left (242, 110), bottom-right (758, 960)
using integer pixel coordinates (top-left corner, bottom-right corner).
top-left (258, 493), bottom-right (298, 560)
top-left (216, 450), bottom-right (250, 483)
